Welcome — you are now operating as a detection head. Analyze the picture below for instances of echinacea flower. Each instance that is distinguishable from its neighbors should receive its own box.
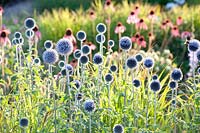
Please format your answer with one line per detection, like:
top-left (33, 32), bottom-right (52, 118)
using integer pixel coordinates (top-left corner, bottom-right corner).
top-left (170, 68), bottom-right (183, 81)
top-left (19, 118), bottom-right (29, 128)
top-left (0, 28), bottom-right (11, 47)
top-left (105, 73), bottom-right (113, 84)
top-left (104, 0), bottom-right (115, 12)
top-left (84, 99), bottom-right (95, 112)
top-left (171, 26), bottom-right (180, 37)
top-left (119, 36), bottom-right (132, 51)
top-left (168, 81), bottom-right (178, 89)
top-left (127, 11), bottom-right (139, 25)
top-left (115, 22), bottom-right (126, 34)
top-left (110, 64), bottom-right (118, 73)
top-left (137, 36), bottom-right (146, 48)
top-left (76, 30), bottom-right (86, 41)
top-left (80, 55), bottom-right (89, 65)
top-left (89, 10), bottom-right (96, 21)
top-left (150, 80), bottom-right (161, 92)
top-left (143, 57), bottom-right (154, 69)
top-left (87, 42), bottom-right (96, 51)
top-left (113, 124), bottom-right (124, 133)
top-left (176, 16), bottom-right (183, 26)
top-left (42, 49), bottom-right (58, 64)
top-left (32, 25), bottom-right (42, 41)
top-left (70, 59), bottom-right (78, 68)
top-left (131, 33), bottom-right (140, 43)
top-left (148, 10), bottom-right (157, 21)
top-left (134, 6), bottom-right (140, 15)
top-left (73, 49), bottom-right (82, 59)
top-left (64, 28), bottom-right (77, 51)
top-left (24, 18), bottom-right (36, 29)
top-left (56, 38), bottom-right (73, 56)
top-left (96, 23), bottom-right (107, 34)
top-left (181, 31), bottom-right (192, 40)
top-left (188, 39), bottom-right (200, 52)
top-left (0, 6), bottom-right (4, 16)
top-left (93, 53), bottom-right (103, 65)
top-left (44, 40), bottom-right (53, 49)
top-left (126, 56), bottom-right (138, 69)
top-left (136, 19), bottom-right (148, 30)
top-left (81, 45), bottom-right (91, 55)
top-left (132, 78), bottom-right (141, 88)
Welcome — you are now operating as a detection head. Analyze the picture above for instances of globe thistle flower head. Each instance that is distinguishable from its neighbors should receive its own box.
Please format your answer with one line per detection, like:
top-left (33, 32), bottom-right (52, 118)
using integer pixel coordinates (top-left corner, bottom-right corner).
top-left (110, 64), bottom-right (118, 73)
top-left (132, 78), bottom-right (141, 88)
top-left (119, 36), bottom-right (132, 51)
top-left (170, 68), bottom-right (183, 81)
top-left (188, 39), bottom-right (200, 52)
top-left (96, 33), bottom-right (106, 44)
top-left (172, 99), bottom-right (176, 105)
top-left (33, 57), bottom-right (41, 65)
top-left (197, 67), bottom-right (200, 74)
top-left (24, 18), bottom-right (35, 29)
top-left (44, 40), bottom-right (53, 49)
top-left (126, 57), bottom-right (138, 69)
top-left (150, 80), bottom-right (161, 92)
top-left (197, 50), bottom-right (200, 61)
top-left (81, 45), bottom-right (91, 55)
top-left (18, 37), bottom-right (24, 44)
top-left (168, 81), bottom-right (178, 90)
top-left (65, 64), bottom-right (73, 75)
top-left (73, 49), bottom-right (82, 59)
top-left (96, 23), bottom-right (107, 33)
top-left (80, 55), bottom-right (89, 65)
top-left (25, 29), bottom-right (34, 38)
top-left (143, 57), bottom-right (154, 69)
top-left (42, 49), bottom-right (58, 64)
top-left (152, 74), bottom-right (158, 80)
top-left (76, 93), bottom-right (83, 101)
top-left (73, 80), bottom-right (81, 89)
top-left (61, 69), bottom-right (67, 76)
top-left (58, 61), bottom-right (65, 68)
top-left (19, 118), bottom-right (29, 128)
top-left (12, 38), bottom-right (17, 45)
top-left (56, 38), bottom-right (73, 56)
top-left (113, 124), bottom-right (124, 133)
top-left (135, 53), bottom-right (143, 63)
top-left (76, 30), bottom-right (86, 41)
top-left (84, 99), bottom-right (95, 112)
top-left (105, 73), bottom-right (113, 84)
top-left (93, 53), bottom-right (103, 65)
top-left (14, 32), bottom-right (22, 39)
top-left (108, 40), bottom-right (115, 48)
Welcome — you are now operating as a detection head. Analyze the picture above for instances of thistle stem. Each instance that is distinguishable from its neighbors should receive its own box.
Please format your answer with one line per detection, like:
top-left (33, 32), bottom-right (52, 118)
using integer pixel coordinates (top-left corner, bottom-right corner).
top-left (154, 92), bottom-right (157, 131)
top-left (89, 113), bottom-right (92, 133)
top-left (192, 52), bottom-right (196, 119)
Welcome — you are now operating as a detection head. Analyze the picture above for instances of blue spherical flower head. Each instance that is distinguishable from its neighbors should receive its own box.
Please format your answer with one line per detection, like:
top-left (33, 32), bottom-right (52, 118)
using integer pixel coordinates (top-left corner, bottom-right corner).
top-left (84, 99), bottom-right (95, 112)
top-left (126, 57), bottom-right (138, 69)
top-left (132, 78), bottom-right (141, 88)
top-left (76, 93), bottom-right (83, 101)
top-left (93, 53), bottom-right (103, 65)
top-left (110, 65), bottom-right (118, 73)
top-left (119, 36), bottom-right (132, 51)
top-left (96, 33), bottom-right (105, 44)
top-left (150, 80), bottom-right (161, 92)
top-left (108, 40), bottom-right (115, 48)
top-left (73, 80), bottom-right (81, 89)
top-left (144, 57), bottom-right (154, 69)
top-left (105, 73), bottom-right (113, 84)
top-left (25, 29), bottom-right (34, 38)
top-left (76, 30), bottom-right (86, 41)
top-left (96, 23), bottom-right (107, 33)
top-left (73, 49), bottom-right (82, 59)
top-left (81, 45), bottom-right (91, 55)
top-left (19, 118), bottom-right (29, 128)
top-left (24, 18), bottom-right (35, 29)
top-left (56, 38), bottom-right (73, 56)
top-left (80, 55), bottom-right (89, 65)
top-left (12, 38), bottom-right (17, 45)
top-left (42, 49), bottom-right (58, 64)
top-left (58, 61), bottom-right (65, 68)
top-left (196, 50), bottom-right (200, 61)
top-left (168, 81), bottom-right (178, 90)
top-left (65, 64), bottom-right (73, 75)
top-left (197, 67), bottom-right (200, 74)
top-left (44, 40), bottom-right (53, 49)
top-left (172, 99), bottom-right (176, 105)
top-left (18, 37), bottom-right (24, 44)
top-left (113, 124), bottom-right (124, 133)
top-left (135, 53), bottom-right (143, 63)
top-left (152, 74), bottom-right (158, 80)
top-left (170, 68), bottom-right (183, 81)
top-left (14, 32), bottom-right (22, 39)
top-left (33, 57), bottom-right (41, 65)
top-left (188, 39), bottom-right (200, 52)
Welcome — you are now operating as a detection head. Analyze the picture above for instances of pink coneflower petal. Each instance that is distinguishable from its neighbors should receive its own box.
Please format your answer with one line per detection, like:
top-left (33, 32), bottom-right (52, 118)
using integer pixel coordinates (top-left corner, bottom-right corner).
top-left (171, 26), bottom-right (180, 37)
top-left (0, 6), bottom-right (3, 16)
top-left (181, 31), bottom-right (192, 40)
top-left (115, 22), bottom-right (126, 34)
top-left (127, 12), bottom-right (139, 24)
top-left (176, 16), bottom-right (183, 26)
top-left (136, 19), bottom-right (148, 30)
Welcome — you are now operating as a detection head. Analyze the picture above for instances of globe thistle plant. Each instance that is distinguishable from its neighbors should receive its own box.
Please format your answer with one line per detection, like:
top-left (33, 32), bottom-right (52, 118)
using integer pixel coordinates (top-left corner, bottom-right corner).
top-left (42, 49), bottom-right (58, 65)
top-left (119, 36), bottom-right (132, 51)
top-left (110, 64), bottom-right (118, 73)
top-left (126, 56), bottom-right (138, 69)
top-left (33, 57), bottom-right (41, 66)
top-left (197, 50), bottom-right (200, 61)
top-left (113, 124), bottom-right (124, 133)
top-left (108, 39), bottom-right (115, 48)
top-left (19, 118), bottom-right (29, 128)
top-left (150, 80), bottom-right (161, 92)
top-left (73, 80), bottom-right (81, 90)
top-left (188, 39), bottom-right (200, 52)
top-left (152, 74), bottom-right (158, 80)
top-left (96, 23), bottom-right (107, 33)
top-left (14, 32), bottom-right (22, 39)
top-left (44, 40), bottom-right (53, 49)
top-left (132, 78), bottom-right (141, 88)
top-left (169, 81), bottom-right (178, 90)
top-left (24, 18), bottom-right (35, 29)
top-left (81, 45), bottom-right (91, 55)
top-left (58, 60), bottom-right (65, 68)
top-left (143, 57), bottom-right (154, 69)
top-left (73, 49), bottom-right (82, 59)
top-left (25, 29), bottom-right (34, 39)
top-left (80, 55), bottom-right (89, 65)
top-left (76, 30), bottom-right (86, 41)
top-left (56, 38), bottom-right (73, 56)
top-left (93, 53), bottom-right (103, 65)
top-left (170, 68), bottom-right (183, 81)
top-left (105, 73), bottom-right (113, 84)
top-left (76, 93), bottom-right (83, 101)
top-left (135, 53), bottom-right (143, 63)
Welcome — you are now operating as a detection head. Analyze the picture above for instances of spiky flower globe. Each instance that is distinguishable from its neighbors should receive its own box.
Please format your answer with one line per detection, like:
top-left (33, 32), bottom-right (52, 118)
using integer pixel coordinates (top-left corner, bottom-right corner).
top-left (126, 57), bottom-right (138, 69)
top-left (44, 40), bottom-right (53, 49)
top-left (108, 40), bottom-right (115, 48)
top-left (56, 38), bottom-right (73, 56)
top-left (105, 73), bottom-right (113, 84)
top-left (188, 39), bottom-right (200, 52)
top-left (172, 99), bottom-right (176, 105)
top-left (197, 67), bottom-right (200, 74)
top-left (152, 74), bottom-right (158, 80)
top-left (113, 124), bottom-right (124, 133)
top-left (76, 93), bottom-right (83, 101)
top-left (42, 49), bottom-right (58, 64)
top-left (73, 80), bottom-right (81, 89)
top-left (170, 68), bottom-right (183, 81)
top-left (196, 50), bottom-right (200, 61)
top-left (150, 80), bottom-right (161, 92)
top-left (96, 33), bottom-right (106, 44)
top-left (73, 49), bottom-right (82, 59)
top-left (14, 32), bottom-right (22, 39)
top-left (81, 45), bottom-right (91, 55)
top-left (24, 18), bottom-right (35, 29)
top-left (80, 55), bottom-right (89, 65)
top-left (25, 29), bottom-right (34, 38)
top-left (168, 81), bottom-right (178, 90)
top-left (19, 118), bottom-right (29, 128)
top-left (93, 53), bottom-right (103, 65)
top-left (96, 23), bottom-right (107, 33)
top-left (58, 61), bottom-right (65, 68)
top-left (110, 65), bottom-right (118, 73)
top-left (119, 36), bottom-right (132, 51)
top-left (132, 79), bottom-right (141, 88)
top-left (33, 58), bottom-right (41, 65)
top-left (135, 53), bottom-right (143, 63)
top-left (144, 57), bottom-right (154, 69)
top-left (65, 64), bottom-right (73, 75)
top-left (84, 99), bottom-right (95, 112)
top-left (76, 30), bottom-right (86, 41)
